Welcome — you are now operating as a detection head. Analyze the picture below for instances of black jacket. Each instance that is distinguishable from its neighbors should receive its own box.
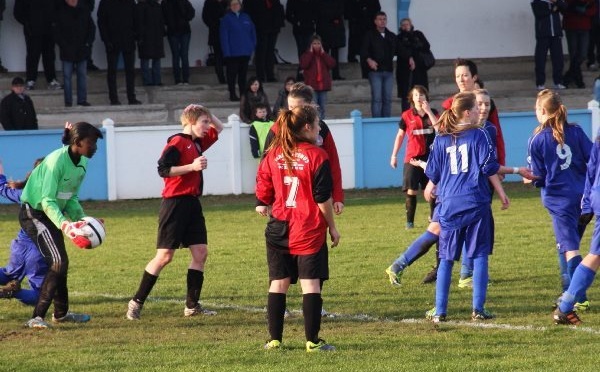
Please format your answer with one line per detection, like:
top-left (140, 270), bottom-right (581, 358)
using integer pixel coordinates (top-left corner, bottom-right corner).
top-left (0, 92), bottom-right (38, 131)
top-left (14, 0), bottom-right (55, 37)
top-left (135, 0), bottom-right (165, 59)
top-left (55, 1), bottom-right (95, 62)
top-left (531, 0), bottom-right (567, 38)
top-left (316, 0), bottom-right (346, 48)
top-left (243, 0), bottom-right (285, 34)
top-left (361, 27), bottom-right (396, 72)
top-left (202, 0), bottom-right (226, 46)
top-left (285, 0), bottom-right (317, 34)
top-left (162, 0), bottom-right (194, 36)
top-left (396, 29), bottom-right (430, 66)
top-left (97, 0), bottom-right (136, 51)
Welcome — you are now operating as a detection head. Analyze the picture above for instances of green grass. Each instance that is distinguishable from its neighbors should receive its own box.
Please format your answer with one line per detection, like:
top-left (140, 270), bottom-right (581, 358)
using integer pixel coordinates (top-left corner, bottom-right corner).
top-left (0, 185), bottom-right (597, 371)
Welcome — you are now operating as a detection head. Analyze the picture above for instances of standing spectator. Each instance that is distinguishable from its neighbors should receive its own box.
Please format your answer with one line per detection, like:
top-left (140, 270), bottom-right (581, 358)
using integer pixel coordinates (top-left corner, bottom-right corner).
top-left (299, 35), bottom-right (336, 119)
top-left (55, 0), bottom-right (94, 107)
top-left (285, 0), bottom-right (317, 81)
top-left (562, 0), bottom-right (597, 88)
top-left (361, 11), bottom-right (396, 118)
top-left (13, 0), bottom-right (61, 90)
top-left (126, 105), bottom-right (224, 321)
top-left (220, 0), bottom-right (256, 102)
top-left (83, 0), bottom-right (100, 72)
top-left (0, 77), bottom-right (38, 130)
top-left (272, 76), bottom-right (296, 117)
top-left (135, 0), bottom-right (165, 87)
top-left (531, 0), bottom-right (568, 90)
top-left (586, 0), bottom-right (600, 70)
top-left (344, 0), bottom-right (380, 63)
top-left (162, 0), bottom-right (195, 86)
top-left (202, 0), bottom-right (227, 84)
top-left (244, 0), bottom-right (285, 83)
top-left (97, 0), bottom-right (141, 105)
top-left (317, 0), bottom-right (346, 80)
top-left (396, 18), bottom-right (432, 112)
top-left (240, 76), bottom-right (271, 124)
top-left (0, 0), bottom-right (7, 73)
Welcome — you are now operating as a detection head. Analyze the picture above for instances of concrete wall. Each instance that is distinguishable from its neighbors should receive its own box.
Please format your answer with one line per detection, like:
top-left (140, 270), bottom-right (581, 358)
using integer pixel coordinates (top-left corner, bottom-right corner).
top-left (1, 105), bottom-right (596, 203)
top-left (0, 0), bottom-right (536, 73)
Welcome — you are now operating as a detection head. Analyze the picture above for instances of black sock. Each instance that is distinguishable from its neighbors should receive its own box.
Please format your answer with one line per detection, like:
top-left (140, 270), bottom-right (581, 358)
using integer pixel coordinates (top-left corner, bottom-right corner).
top-left (267, 292), bottom-right (286, 342)
top-left (133, 271), bottom-right (158, 305)
top-left (303, 293), bottom-right (323, 343)
top-left (186, 269), bottom-right (204, 309)
top-left (406, 194), bottom-right (417, 224)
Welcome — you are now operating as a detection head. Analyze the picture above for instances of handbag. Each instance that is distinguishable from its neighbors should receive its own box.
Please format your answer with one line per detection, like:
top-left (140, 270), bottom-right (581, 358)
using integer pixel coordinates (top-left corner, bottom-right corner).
top-left (419, 50), bottom-right (435, 70)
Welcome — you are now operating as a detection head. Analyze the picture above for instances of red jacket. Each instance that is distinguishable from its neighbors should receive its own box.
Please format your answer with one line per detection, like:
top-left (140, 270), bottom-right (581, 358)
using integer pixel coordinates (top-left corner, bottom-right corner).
top-left (299, 49), bottom-right (336, 92)
top-left (562, 0), bottom-right (597, 31)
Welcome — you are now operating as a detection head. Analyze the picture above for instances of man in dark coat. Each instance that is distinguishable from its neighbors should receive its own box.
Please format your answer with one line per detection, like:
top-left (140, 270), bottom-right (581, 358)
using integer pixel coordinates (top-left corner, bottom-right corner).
top-left (97, 0), bottom-right (141, 105)
top-left (344, 0), bottom-right (380, 63)
top-left (0, 77), bottom-right (38, 130)
top-left (13, 0), bottom-right (61, 90)
top-left (285, 0), bottom-right (317, 80)
top-left (55, 0), bottom-right (95, 107)
top-left (316, 0), bottom-right (346, 80)
top-left (202, 0), bottom-right (227, 84)
top-left (135, 0), bottom-right (165, 86)
top-left (162, 0), bottom-right (195, 85)
top-left (243, 0), bottom-right (285, 82)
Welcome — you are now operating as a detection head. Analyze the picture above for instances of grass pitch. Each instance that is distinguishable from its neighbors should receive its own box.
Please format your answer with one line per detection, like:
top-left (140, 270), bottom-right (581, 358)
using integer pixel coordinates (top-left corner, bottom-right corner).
top-left (0, 184), bottom-right (597, 371)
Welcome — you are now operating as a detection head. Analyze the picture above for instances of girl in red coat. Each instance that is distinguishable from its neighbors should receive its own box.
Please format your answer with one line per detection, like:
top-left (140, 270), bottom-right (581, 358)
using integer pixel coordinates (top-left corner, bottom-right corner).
top-left (299, 35), bottom-right (336, 119)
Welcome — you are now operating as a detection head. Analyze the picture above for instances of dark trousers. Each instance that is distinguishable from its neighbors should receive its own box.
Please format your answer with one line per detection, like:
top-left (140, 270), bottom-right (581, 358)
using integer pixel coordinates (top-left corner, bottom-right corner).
top-left (326, 47), bottom-right (341, 79)
top-left (105, 47), bottom-right (136, 103)
top-left (588, 21), bottom-right (600, 66)
top-left (565, 30), bottom-right (590, 86)
top-left (396, 64), bottom-right (429, 112)
top-left (211, 42), bottom-right (226, 83)
top-left (534, 36), bottom-right (564, 86)
top-left (19, 204), bottom-right (69, 319)
top-left (347, 24), bottom-right (364, 60)
top-left (293, 28), bottom-right (313, 79)
top-left (24, 29), bottom-right (57, 83)
top-left (167, 33), bottom-right (191, 84)
top-left (254, 31), bottom-right (279, 81)
top-left (225, 55), bottom-right (250, 98)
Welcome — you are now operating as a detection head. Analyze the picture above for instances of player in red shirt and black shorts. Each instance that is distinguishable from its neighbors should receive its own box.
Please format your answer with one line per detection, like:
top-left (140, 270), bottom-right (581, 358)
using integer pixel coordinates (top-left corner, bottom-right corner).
top-left (256, 105), bottom-right (340, 352)
top-left (126, 104), bottom-right (224, 320)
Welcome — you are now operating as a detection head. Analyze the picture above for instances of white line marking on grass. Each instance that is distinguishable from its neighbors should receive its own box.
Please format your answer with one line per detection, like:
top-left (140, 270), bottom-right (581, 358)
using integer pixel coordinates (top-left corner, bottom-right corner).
top-left (71, 292), bottom-right (600, 334)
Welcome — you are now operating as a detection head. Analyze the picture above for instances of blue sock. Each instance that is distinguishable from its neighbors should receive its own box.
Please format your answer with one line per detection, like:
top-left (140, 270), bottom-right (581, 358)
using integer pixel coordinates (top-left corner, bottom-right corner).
top-left (460, 244), bottom-right (473, 279)
top-left (567, 255), bottom-right (587, 302)
top-left (435, 259), bottom-right (453, 316)
top-left (559, 265), bottom-right (596, 313)
top-left (0, 270), bottom-right (9, 285)
top-left (14, 289), bottom-right (39, 306)
top-left (392, 231), bottom-right (438, 272)
top-left (557, 250), bottom-right (570, 291)
top-left (472, 256), bottom-right (489, 312)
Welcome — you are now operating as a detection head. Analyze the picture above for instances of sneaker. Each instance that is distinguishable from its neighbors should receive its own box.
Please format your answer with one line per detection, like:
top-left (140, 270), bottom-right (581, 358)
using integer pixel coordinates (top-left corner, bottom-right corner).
top-left (26, 80), bottom-right (35, 90)
top-left (52, 312), bottom-right (91, 323)
top-left (553, 308), bottom-right (581, 325)
top-left (590, 63), bottom-right (599, 71)
top-left (425, 308), bottom-right (446, 323)
top-left (422, 266), bottom-right (438, 284)
top-left (48, 79), bottom-right (62, 90)
top-left (405, 222), bottom-right (414, 230)
top-left (0, 279), bottom-right (21, 298)
top-left (385, 265), bottom-right (403, 287)
top-left (264, 339), bottom-right (281, 350)
top-left (25, 316), bottom-right (50, 328)
top-left (554, 83), bottom-right (567, 90)
top-left (574, 300), bottom-right (590, 312)
top-left (458, 277), bottom-right (473, 289)
top-left (306, 339), bottom-right (336, 352)
top-left (184, 304), bottom-right (217, 317)
top-left (126, 299), bottom-right (143, 320)
top-left (536, 85), bottom-right (546, 90)
top-left (283, 308), bottom-right (291, 318)
top-left (471, 308), bottom-right (495, 321)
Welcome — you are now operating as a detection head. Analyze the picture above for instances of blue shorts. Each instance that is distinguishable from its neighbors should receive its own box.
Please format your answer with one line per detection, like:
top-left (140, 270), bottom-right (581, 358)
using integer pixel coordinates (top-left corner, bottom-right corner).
top-left (589, 215), bottom-right (600, 255)
top-left (438, 206), bottom-right (492, 261)
top-left (543, 195), bottom-right (581, 253)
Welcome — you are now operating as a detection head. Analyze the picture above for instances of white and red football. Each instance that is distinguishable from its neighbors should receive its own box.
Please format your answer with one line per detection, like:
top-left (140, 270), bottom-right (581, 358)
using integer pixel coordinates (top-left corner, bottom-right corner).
top-left (80, 216), bottom-right (106, 248)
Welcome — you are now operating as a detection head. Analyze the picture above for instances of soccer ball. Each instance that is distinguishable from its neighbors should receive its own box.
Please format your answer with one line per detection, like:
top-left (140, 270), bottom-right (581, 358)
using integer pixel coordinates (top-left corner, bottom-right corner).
top-left (81, 216), bottom-right (106, 249)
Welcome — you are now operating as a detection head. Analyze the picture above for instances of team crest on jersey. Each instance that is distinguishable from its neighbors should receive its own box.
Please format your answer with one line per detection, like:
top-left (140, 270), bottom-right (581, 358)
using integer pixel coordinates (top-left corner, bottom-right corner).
top-left (274, 152), bottom-right (310, 171)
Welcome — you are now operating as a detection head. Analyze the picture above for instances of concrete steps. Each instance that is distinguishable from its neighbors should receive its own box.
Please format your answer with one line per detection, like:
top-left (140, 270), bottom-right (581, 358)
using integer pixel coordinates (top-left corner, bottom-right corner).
top-left (1, 56), bottom-right (596, 129)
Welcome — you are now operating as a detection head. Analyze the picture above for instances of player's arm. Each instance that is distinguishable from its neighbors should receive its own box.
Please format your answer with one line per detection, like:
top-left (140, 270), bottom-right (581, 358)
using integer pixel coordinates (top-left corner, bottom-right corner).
top-left (320, 125), bottom-right (344, 212)
top-left (488, 174), bottom-right (509, 210)
top-left (313, 159), bottom-right (339, 247)
top-left (158, 145), bottom-right (206, 177)
top-left (0, 162), bottom-right (22, 204)
top-left (390, 128), bottom-right (406, 169)
top-left (255, 156), bottom-right (274, 216)
top-left (210, 113), bottom-right (225, 133)
top-left (497, 165), bottom-right (537, 180)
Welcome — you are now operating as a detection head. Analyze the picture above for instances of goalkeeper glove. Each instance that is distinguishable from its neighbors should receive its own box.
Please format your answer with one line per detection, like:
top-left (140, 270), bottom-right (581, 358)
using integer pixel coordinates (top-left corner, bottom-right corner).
top-left (61, 221), bottom-right (92, 249)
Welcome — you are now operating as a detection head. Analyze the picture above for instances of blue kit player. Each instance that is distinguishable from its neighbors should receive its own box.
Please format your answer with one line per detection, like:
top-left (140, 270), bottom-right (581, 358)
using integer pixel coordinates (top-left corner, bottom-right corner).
top-left (528, 89), bottom-right (592, 311)
top-left (423, 92), bottom-right (509, 323)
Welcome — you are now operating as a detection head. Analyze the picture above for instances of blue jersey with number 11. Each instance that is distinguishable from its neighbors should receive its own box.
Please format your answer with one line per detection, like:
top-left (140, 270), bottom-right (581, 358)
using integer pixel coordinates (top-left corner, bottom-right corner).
top-left (425, 127), bottom-right (500, 229)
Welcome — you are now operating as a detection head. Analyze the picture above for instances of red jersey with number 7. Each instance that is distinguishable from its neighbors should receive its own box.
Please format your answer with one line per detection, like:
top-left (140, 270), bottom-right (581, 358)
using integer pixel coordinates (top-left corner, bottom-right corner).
top-left (256, 142), bottom-right (333, 255)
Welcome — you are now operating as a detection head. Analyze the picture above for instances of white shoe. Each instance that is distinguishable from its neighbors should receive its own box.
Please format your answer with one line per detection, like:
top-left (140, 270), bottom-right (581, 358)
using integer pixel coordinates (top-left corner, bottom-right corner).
top-left (184, 304), bottom-right (217, 317)
top-left (26, 80), bottom-right (35, 90)
top-left (536, 85), bottom-right (546, 90)
top-left (25, 316), bottom-right (50, 328)
top-left (554, 84), bottom-right (567, 90)
top-left (48, 79), bottom-right (62, 90)
top-left (126, 299), bottom-right (143, 320)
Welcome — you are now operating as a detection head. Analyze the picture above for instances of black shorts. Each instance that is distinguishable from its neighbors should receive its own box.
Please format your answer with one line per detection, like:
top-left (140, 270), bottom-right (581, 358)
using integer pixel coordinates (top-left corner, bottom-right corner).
top-left (402, 162), bottom-right (429, 192)
top-left (157, 196), bottom-right (207, 249)
top-left (266, 242), bottom-right (329, 284)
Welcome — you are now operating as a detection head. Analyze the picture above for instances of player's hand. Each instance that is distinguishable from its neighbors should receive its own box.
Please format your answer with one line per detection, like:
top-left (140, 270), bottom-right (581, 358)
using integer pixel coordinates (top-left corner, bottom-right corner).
top-left (498, 192), bottom-right (510, 210)
top-left (61, 221), bottom-right (92, 249)
top-left (333, 202), bottom-right (344, 215)
top-left (256, 205), bottom-right (268, 216)
top-left (329, 226), bottom-right (340, 248)
top-left (579, 213), bottom-right (594, 226)
top-left (390, 157), bottom-right (397, 169)
top-left (424, 181), bottom-right (436, 202)
top-left (190, 156), bottom-right (207, 171)
top-left (517, 167), bottom-right (538, 181)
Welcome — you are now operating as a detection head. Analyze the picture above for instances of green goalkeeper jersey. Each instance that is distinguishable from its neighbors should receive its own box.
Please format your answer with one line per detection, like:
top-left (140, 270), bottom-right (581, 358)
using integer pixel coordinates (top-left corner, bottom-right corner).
top-left (21, 146), bottom-right (87, 228)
